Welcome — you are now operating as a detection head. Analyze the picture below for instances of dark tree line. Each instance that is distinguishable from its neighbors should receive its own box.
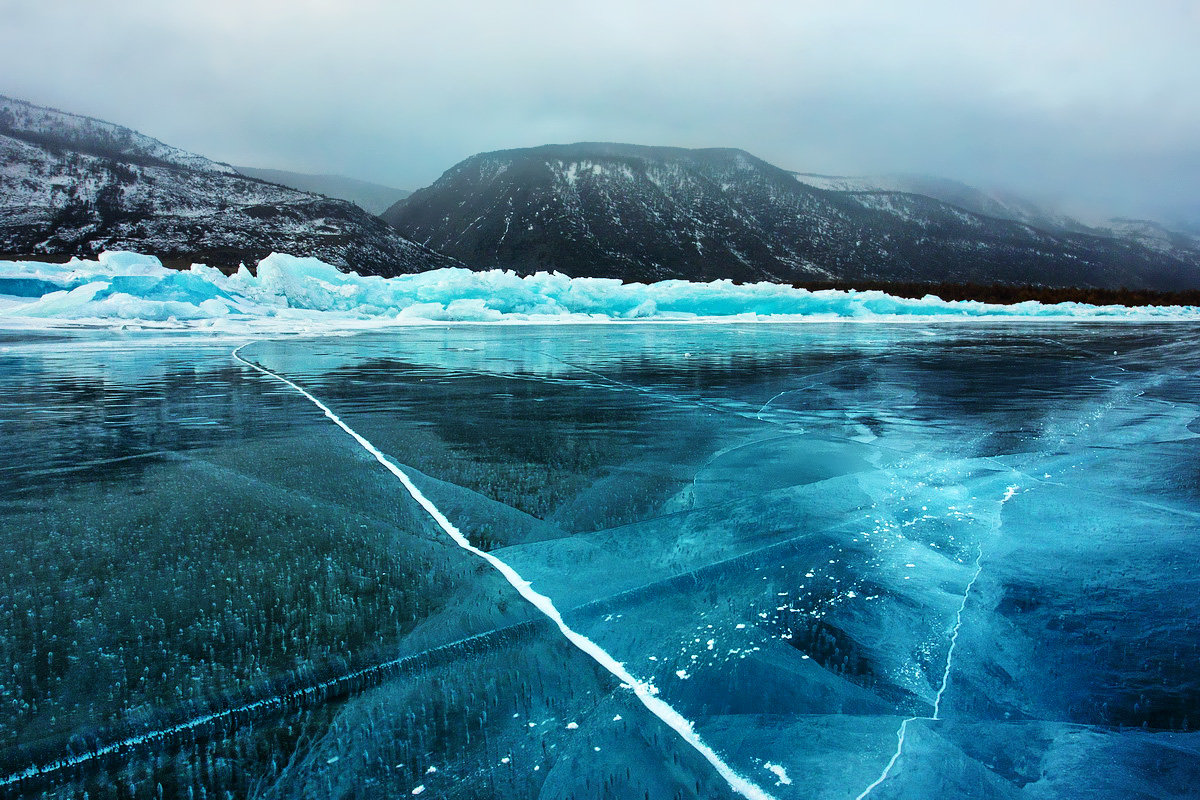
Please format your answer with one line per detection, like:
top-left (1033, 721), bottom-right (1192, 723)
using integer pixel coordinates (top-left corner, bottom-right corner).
top-left (793, 279), bottom-right (1200, 307)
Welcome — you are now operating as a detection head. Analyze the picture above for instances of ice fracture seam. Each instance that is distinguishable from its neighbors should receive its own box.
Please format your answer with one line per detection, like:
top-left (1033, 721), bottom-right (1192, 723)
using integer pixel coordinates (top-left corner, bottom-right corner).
top-left (231, 343), bottom-right (779, 800)
top-left (854, 484), bottom-right (1019, 800)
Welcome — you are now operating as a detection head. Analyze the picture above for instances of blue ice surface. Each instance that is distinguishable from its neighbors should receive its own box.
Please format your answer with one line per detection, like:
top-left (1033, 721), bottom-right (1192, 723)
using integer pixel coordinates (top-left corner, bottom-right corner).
top-left (1, 323), bottom-right (1198, 799)
top-left (1, 251), bottom-right (1196, 325)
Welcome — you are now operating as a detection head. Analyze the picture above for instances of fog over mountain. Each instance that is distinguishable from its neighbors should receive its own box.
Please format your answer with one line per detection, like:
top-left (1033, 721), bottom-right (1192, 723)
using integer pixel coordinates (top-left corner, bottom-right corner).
top-left (385, 143), bottom-right (1200, 289)
top-left (233, 167), bottom-right (410, 216)
top-left (1, 1), bottom-right (1195, 229)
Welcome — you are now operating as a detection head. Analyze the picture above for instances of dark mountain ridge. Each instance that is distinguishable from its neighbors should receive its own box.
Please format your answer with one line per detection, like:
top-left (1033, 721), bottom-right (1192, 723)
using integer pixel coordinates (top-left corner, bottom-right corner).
top-left (5, 94), bottom-right (1197, 291)
top-left (385, 142), bottom-right (1200, 289)
top-left (0, 95), bottom-right (455, 274)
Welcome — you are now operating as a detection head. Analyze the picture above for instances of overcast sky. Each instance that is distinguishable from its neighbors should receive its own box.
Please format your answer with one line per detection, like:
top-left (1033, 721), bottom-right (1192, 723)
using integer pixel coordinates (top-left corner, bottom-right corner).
top-left (2, 0), bottom-right (1197, 225)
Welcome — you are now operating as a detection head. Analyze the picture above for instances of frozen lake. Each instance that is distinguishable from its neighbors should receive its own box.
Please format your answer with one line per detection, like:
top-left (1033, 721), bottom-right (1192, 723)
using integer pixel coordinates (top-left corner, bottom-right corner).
top-left (2, 323), bottom-right (1198, 799)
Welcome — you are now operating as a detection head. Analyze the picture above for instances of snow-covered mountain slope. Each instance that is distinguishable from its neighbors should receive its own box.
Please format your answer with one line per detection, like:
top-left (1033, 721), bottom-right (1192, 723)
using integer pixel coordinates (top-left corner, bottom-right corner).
top-left (385, 143), bottom-right (1200, 289)
top-left (0, 95), bottom-right (237, 175)
top-left (793, 172), bottom-right (1086, 233)
top-left (0, 95), bottom-right (455, 274)
top-left (234, 166), bottom-right (410, 215)
top-left (794, 172), bottom-right (1200, 264)
top-left (1101, 217), bottom-right (1200, 259)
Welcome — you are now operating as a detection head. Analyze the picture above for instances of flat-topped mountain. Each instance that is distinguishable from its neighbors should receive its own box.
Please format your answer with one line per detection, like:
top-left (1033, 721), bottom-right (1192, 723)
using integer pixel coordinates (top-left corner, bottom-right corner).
top-left (0, 95), bottom-right (454, 274)
top-left (385, 143), bottom-right (1200, 289)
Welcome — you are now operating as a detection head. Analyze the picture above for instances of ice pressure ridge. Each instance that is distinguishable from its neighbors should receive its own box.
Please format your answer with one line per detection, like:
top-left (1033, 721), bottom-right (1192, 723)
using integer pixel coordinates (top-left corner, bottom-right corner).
top-left (1, 251), bottom-right (1196, 326)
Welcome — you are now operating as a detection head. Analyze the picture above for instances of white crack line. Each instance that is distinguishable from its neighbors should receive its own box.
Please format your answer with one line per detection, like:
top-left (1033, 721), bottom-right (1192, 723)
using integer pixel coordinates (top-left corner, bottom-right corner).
top-left (854, 482), bottom-right (1020, 800)
top-left (232, 343), bottom-right (778, 800)
top-left (755, 363), bottom-right (853, 420)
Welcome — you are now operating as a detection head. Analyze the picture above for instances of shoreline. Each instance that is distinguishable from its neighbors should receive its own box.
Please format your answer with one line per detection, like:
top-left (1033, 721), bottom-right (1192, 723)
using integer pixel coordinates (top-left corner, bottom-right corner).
top-left (6, 252), bottom-right (1200, 308)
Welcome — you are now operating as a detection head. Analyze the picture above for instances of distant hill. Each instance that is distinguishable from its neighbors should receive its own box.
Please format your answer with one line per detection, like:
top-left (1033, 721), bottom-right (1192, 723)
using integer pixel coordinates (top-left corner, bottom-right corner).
top-left (234, 166), bottom-right (410, 216)
top-left (0, 95), bottom-right (454, 274)
top-left (792, 173), bottom-right (1091, 234)
top-left (384, 143), bottom-right (1200, 289)
top-left (793, 173), bottom-right (1200, 258)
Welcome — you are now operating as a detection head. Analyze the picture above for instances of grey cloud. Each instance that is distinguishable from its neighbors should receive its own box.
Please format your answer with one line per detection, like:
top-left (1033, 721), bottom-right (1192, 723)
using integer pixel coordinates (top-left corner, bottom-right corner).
top-left (1, 0), bottom-right (1196, 224)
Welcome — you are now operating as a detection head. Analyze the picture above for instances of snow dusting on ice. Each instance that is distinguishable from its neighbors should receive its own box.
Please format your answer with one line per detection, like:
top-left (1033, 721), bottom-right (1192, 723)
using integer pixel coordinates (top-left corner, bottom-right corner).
top-left (764, 763), bottom-right (792, 785)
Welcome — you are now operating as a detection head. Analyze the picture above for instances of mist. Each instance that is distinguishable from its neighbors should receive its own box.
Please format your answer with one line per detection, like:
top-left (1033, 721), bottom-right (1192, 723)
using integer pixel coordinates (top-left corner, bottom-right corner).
top-left (2, 0), bottom-right (1196, 225)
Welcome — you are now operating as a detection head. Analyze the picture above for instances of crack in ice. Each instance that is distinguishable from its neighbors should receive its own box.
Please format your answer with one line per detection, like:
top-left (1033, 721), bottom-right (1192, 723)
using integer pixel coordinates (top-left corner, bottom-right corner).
top-left (231, 343), bottom-right (778, 800)
top-left (854, 482), bottom-right (1020, 799)
top-left (542, 351), bottom-right (795, 428)
top-left (754, 363), bottom-right (855, 421)
top-left (853, 716), bottom-right (916, 800)
top-left (0, 619), bottom-right (538, 789)
top-left (931, 541), bottom-right (985, 721)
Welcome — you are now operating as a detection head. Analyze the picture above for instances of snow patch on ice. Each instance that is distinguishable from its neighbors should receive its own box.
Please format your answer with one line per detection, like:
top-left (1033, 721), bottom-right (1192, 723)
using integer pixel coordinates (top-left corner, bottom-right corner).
top-left (764, 763), bottom-right (792, 785)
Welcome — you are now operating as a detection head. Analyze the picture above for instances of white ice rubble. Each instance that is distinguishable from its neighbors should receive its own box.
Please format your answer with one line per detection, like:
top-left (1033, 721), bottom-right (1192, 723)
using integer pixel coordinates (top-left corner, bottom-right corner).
top-left (1, 251), bottom-right (1196, 330)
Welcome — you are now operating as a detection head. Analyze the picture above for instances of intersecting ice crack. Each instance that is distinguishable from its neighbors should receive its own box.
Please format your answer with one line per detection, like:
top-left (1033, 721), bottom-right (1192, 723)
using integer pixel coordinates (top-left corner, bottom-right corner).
top-left (853, 482), bottom-right (1021, 800)
top-left (541, 351), bottom-right (803, 428)
top-left (230, 344), bottom-right (780, 800)
top-left (754, 362), bottom-right (860, 420)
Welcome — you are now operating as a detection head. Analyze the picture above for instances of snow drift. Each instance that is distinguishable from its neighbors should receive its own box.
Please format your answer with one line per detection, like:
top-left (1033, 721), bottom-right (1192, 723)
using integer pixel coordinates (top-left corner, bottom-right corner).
top-left (0, 252), bottom-right (1195, 329)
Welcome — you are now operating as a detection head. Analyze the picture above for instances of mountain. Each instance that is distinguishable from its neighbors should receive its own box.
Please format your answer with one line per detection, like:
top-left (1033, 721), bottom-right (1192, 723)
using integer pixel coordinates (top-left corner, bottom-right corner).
top-left (792, 172), bottom-right (1200, 258)
top-left (233, 166), bottom-right (410, 216)
top-left (385, 143), bottom-right (1200, 289)
top-left (0, 95), bottom-right (454, 274)
top-left (792, 172), bottom-right (1090, 234)
top-left (1100, 217), bottom-right (1200, 260)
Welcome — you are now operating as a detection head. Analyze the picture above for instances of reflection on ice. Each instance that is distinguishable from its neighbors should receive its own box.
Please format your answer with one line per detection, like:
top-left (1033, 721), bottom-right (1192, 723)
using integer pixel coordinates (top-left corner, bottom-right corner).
top-left (2, 323), bottom-right (1199, 799)
top-left (232, 345), bottom-right (782, 800)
